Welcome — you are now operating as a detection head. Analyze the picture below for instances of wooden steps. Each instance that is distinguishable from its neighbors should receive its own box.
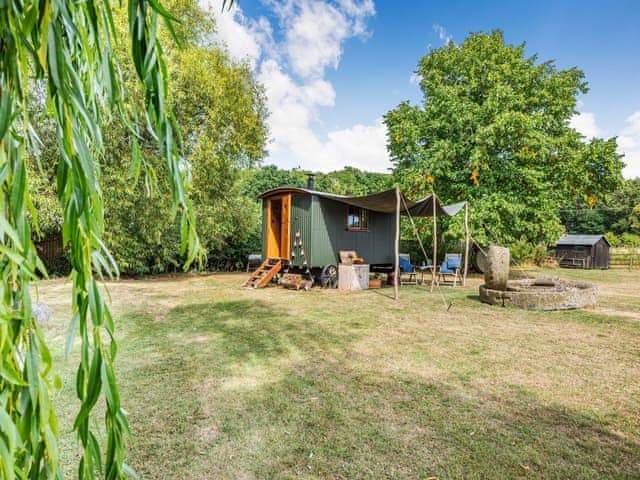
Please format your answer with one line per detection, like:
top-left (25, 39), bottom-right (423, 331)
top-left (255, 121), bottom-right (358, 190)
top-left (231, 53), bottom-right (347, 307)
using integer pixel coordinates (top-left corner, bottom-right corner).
top-left (243, 258), bottom-right (282, 288)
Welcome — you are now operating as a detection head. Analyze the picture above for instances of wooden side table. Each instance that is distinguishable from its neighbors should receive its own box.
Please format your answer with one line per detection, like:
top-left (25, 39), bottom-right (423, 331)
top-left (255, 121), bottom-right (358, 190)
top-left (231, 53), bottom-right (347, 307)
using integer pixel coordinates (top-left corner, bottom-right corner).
top-left (416, 265), bottom-right (435, 285)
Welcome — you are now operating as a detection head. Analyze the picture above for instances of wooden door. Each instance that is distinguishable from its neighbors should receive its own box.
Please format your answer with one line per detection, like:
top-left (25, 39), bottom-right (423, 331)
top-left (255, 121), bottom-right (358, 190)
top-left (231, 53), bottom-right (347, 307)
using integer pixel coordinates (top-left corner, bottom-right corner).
top-left (266, 195), bottom-right (292, 260)
top-left (595, 242), bottom-right (606, 268)
top-left (266, 198), bottom-right (282, 258)
top-left (280, 194), bottom-right (291, 260)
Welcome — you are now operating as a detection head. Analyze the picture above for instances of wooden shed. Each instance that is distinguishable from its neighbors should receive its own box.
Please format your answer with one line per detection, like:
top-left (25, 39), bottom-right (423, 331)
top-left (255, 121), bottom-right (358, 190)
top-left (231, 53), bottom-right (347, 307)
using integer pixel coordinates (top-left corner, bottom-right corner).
top-left (555, 234), bottom-right (610, 269)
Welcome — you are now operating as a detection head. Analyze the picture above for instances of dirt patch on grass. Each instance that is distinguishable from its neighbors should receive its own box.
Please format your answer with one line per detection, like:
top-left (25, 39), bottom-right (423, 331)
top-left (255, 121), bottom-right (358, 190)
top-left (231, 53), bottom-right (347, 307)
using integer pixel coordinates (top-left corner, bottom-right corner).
top-left (595, 307), bottom-right (640, 321)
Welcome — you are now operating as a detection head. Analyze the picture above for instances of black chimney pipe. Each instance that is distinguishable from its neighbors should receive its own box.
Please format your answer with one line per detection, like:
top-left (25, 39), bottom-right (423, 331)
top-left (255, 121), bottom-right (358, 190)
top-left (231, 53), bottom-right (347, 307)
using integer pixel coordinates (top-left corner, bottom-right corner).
top-left (306, 173), bottom-right (315, 190)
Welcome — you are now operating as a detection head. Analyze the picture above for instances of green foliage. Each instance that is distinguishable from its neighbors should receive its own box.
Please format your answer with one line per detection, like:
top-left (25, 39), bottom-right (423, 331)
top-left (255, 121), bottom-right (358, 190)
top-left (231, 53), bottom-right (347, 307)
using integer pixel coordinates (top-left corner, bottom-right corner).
top-left (241, 165), bottom-right (393, 199)
top-left (27, 86), bottom-right (64, 239)
top-left (0, 0), bottom-right (202, 478)
top-left (315, 166), bottom-right (392, 195)
top-left (509, 239), bottom-right (549, 265)
top-left (560, 178), bottom-right (640, 242)
top-left (101, 25), bottom-right (267, 274)
top-left (607, 178), bottom-right (640, 235)
top-left (104, 1), bottom-right (265, 275)
top-left (29, 0), bottom-right (268, 276)
top-left (240, 165), bottom-right (307, 200)
top-left (29, 164), bottom-right (63, 238)
top-left (560, 207), bottom-right (608, 234)
top-left (385, 31), bottom-right (624, 252)
top-left (606, 232), bottom-right (640, 248)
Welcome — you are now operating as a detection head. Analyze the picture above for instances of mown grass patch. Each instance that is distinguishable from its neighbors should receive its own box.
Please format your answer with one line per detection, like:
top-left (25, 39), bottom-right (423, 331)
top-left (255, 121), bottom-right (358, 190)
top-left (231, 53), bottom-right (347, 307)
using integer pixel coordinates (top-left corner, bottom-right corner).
top-left (38, 269), bottom-right (640, 478)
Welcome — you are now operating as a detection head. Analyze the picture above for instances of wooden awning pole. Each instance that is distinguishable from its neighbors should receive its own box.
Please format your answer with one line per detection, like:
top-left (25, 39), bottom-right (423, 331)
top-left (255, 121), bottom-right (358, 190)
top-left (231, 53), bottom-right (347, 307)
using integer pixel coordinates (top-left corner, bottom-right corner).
top-left (463, 201), bottom-right (470, 286)
top-left (394, 186), bottom-right (400, 301)
top-left (430, 193), bottom-right (437, 292)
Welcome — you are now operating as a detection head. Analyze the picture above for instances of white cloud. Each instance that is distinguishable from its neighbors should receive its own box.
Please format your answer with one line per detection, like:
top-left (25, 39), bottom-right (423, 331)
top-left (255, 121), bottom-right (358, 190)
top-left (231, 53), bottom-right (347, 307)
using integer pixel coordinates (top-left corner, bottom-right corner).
top-left (257, 59), bottom-right (326, 154)
top-left (302, 79), bottom-right (336, 107)
top-left (571, 110), bottom-right (640, 178)
top-left (622, 151), bottom-right (640, 178)
top-left (268, 0), bottom-right (374, 79)
top-left (570, 112), bottom-right (602, 139)
top-left (318, 119), bottom-right (390, 172)
top-left (206, 0), bottom-right (386, 173)
top-left (433, 24), bottom-right (452, 45)
top-left (275, 118), bottom-right (390, 172)
top-left (204, 2), bottom-right (268, 69)
top-left (283, 2), bottom-right (350, 78)
top-left (619, 111), bottom-right (640, 143)
top-left (336, 0), bottom-right (376, 35)
top-left (256, 60), bottom-right (390, 172)
top-left (619, 111), bottom-right (640, 178)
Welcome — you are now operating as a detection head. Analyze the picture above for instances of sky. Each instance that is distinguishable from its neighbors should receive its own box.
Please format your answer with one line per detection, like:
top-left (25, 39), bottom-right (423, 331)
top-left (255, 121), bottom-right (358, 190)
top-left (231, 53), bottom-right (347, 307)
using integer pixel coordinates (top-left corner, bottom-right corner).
top-left (204, 0), bottom-right (640, 178)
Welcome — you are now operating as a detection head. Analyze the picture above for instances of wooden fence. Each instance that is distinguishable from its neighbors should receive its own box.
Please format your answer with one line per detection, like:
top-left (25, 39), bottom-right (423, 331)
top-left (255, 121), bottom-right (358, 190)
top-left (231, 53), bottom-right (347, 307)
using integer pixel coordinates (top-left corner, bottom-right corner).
top-left (609, 247), bottom-right (640, 270)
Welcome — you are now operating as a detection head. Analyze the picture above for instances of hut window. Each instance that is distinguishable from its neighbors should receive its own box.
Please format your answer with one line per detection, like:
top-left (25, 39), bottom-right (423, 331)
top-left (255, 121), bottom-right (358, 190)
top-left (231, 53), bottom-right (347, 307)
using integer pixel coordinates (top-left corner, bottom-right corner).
top-left (347, 206), bottom-right (369, 231)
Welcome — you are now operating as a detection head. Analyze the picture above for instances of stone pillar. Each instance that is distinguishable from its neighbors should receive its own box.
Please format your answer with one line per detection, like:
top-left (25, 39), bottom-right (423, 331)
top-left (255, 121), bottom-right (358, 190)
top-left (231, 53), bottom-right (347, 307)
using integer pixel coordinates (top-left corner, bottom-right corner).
top-left (484, 246), bottom-right (510, 290)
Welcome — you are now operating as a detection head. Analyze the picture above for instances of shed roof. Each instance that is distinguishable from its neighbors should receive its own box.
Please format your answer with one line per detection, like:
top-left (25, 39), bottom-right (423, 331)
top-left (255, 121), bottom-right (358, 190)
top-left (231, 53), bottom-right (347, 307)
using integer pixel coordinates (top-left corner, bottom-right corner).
top-left (258, 187), bottom-right (466, 218)
top-left (556, 234), bottom-right (610, 247)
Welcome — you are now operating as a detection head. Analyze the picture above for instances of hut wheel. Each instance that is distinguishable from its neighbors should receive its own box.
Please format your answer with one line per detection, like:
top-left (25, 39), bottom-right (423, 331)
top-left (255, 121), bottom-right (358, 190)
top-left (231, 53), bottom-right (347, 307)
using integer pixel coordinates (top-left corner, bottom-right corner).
top-left (320, 264), bottom-right (338, 288)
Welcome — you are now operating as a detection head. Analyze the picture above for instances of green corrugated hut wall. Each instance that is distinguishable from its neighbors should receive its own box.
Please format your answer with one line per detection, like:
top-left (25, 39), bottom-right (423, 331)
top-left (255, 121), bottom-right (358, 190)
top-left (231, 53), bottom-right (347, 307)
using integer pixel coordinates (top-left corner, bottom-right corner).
top-left (286, 194), bottom-right (395, 268)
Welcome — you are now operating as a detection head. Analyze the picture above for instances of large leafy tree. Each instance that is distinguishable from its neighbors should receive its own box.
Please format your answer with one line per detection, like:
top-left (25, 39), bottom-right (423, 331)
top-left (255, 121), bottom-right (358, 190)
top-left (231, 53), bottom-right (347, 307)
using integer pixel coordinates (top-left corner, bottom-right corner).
top-left (100, 1), bottom-right (267, 274)
top-left (0, 0), bottom-right (213, 477)
top-left (385, 31), bottom-right (624, 247)
top-left (28, 0), bottom-right (268, 275)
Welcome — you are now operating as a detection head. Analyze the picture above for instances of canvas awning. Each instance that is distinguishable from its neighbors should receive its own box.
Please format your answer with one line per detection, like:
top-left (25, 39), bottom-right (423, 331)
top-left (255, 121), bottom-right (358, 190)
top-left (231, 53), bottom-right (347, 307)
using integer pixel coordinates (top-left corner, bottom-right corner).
top-left (258, 187), bottom-right (465, 217)
top-left (258, 185), bottom-right (471, 299)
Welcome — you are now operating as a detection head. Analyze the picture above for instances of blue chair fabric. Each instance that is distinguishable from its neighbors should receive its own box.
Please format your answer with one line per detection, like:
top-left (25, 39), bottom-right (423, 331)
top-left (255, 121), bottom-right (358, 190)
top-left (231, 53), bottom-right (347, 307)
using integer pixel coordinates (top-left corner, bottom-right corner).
top-left (399, 256), bottom-right (414, 273)
top-left (440, 255), bottom-right (461, 273)
top-left (438, 254), bottom-right (462, 286)
top-left (398, 254), bottom-right (417, 285)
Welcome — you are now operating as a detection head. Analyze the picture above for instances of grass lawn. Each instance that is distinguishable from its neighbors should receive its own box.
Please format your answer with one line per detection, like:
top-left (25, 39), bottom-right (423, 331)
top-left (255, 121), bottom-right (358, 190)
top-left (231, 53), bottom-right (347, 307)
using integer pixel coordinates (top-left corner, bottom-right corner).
top-left (38, 268), bottom-right (640, 479)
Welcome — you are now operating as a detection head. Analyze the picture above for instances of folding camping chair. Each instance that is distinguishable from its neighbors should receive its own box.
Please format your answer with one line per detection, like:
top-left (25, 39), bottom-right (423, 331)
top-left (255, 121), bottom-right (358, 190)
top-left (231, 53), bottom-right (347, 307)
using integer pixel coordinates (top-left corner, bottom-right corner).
top-left (437, 253), bottom-right (462, 287)
top-left (399, 254), bottom-right (417, 285)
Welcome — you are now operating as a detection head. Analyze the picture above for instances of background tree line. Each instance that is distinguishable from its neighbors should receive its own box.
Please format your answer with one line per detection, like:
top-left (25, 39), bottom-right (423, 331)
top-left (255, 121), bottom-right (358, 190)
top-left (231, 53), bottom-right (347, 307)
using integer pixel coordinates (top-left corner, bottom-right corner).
top-left (30, 24), bottom-right (638, 276)
top-left (560, 177), bottom-right (640, 247)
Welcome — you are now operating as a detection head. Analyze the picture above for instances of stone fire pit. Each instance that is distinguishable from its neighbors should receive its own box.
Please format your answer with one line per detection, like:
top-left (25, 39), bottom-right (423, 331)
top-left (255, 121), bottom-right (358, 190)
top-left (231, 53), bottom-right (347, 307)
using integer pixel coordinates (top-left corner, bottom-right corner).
top-left (478, 245), bottom-right (598, 311)
top-left (479, 277), bottom-right (598, 310)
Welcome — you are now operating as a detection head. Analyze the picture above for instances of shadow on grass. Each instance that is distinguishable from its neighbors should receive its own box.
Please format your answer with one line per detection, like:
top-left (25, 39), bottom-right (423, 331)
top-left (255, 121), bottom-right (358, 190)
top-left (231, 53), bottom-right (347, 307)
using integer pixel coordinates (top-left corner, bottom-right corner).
top-left (367, 287), bottom-right (398, 299)
top-left (177, 300), bottom-right (353, 361)
top-left (115, 300), bottom-right (366, 478)
top-left (123, 300), bottom-right (353, 366)
top-left (111, 300), bottom-right (640, 479)
top-left (201, 369), bottom-right (640, 479)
